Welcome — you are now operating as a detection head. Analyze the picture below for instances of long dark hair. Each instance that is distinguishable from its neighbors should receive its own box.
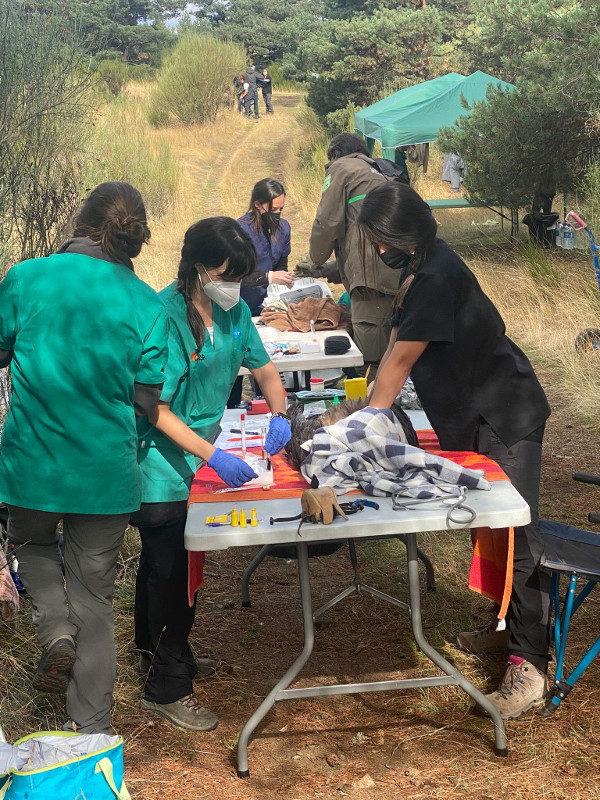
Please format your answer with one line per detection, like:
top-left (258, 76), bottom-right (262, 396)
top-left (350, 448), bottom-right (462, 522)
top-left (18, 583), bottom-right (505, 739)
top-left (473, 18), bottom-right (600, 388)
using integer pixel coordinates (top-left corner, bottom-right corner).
top-left (73, 182), bottom-right (150, 264)
top-left (247, 177), bottom-right (285, 239)
top-left (177, 216), bottom-right (257, 348)
top-left (357, 182), bottom-right (438, 307)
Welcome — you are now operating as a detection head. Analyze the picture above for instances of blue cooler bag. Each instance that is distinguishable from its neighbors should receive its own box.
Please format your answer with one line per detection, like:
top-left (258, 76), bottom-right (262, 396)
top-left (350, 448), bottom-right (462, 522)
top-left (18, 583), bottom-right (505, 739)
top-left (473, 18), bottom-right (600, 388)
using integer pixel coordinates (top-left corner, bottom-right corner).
top-left (0, 732), bottom-right (129, 800)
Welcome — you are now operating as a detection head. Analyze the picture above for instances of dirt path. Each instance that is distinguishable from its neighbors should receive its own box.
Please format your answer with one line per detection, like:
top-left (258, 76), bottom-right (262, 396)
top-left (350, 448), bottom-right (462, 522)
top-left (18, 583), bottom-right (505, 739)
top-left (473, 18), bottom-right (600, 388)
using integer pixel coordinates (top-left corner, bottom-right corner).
top-left (171, 92), bottom-right (313, 263)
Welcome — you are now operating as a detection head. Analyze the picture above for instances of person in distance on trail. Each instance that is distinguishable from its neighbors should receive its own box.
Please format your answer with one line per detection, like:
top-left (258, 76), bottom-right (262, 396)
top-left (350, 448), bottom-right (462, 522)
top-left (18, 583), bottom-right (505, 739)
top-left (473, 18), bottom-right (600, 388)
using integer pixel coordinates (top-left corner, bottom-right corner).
top-left (257, 68), bottom-right (274, 114)
top-left (0, 182), bottom-right (169, 734)
top-left (234, 74), bottom-right (246, 113)
top-left (243, 65), bottom-right (260, 119)
top-left (359, 180), bottom-right (552, 721)
top-left (305, 132), bottom-right (400, 381)
top-left (132, 216), bottom-right (291, 732)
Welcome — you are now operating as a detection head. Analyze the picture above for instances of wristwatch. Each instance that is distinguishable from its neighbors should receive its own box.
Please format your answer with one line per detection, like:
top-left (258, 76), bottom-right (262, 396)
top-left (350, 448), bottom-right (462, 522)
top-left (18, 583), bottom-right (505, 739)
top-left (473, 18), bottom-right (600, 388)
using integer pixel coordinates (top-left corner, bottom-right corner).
top-left (272, 411), bottom-right (290, 421)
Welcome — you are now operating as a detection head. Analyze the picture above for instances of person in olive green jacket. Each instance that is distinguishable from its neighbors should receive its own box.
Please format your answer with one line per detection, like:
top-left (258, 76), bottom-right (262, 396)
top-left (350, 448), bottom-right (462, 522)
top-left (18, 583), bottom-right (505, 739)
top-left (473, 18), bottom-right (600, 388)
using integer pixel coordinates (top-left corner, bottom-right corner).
top-left (132, 217), bottom-right (290, 732)
top-left (0, 182), bottom-right (168, 734)
top-left (308, 133), bottom-right (400, 378)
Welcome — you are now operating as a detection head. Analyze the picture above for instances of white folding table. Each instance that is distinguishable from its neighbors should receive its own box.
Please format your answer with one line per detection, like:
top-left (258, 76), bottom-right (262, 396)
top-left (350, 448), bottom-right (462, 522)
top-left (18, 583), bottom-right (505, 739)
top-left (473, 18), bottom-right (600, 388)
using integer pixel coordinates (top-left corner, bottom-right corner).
top-left (185, 479), bottom-right (530, 777)
top-left (239, 325), bottom-right (364, 390)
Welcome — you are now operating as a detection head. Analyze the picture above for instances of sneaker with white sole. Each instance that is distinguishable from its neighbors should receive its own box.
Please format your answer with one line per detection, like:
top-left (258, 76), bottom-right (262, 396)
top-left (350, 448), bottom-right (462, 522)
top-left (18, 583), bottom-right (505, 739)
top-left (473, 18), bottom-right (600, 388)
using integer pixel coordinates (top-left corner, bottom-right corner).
top-left (485, 659), bottom-right (548, 719)
top-left (140, 694), bottom-right (218, 731)
top-left (456, 625), bottom-right (511, 654)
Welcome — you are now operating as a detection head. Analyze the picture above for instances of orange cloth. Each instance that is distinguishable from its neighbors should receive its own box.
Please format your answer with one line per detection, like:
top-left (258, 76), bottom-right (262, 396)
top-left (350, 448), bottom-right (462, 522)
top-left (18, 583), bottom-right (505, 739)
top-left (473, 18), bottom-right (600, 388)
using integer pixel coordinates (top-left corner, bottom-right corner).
top-left (419, 429), bottom-right (514, 619)
top-left (187, 551), bottom-right (205, 607)
top-left (187, 431), bottom-right (515, 616)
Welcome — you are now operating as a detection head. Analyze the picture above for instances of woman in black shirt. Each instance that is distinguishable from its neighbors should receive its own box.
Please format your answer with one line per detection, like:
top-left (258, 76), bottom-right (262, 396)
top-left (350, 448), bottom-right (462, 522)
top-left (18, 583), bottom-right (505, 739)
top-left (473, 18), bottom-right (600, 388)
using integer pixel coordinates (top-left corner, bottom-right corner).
top-left (358, 181), bottom-right (551, 720)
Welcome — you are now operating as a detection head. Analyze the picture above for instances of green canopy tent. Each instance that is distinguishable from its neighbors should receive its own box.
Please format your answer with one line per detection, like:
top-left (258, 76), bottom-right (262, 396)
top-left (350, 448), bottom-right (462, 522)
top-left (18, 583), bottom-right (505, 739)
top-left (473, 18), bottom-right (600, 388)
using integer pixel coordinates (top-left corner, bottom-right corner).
top-left (354, 71), bottom-right (515, 159)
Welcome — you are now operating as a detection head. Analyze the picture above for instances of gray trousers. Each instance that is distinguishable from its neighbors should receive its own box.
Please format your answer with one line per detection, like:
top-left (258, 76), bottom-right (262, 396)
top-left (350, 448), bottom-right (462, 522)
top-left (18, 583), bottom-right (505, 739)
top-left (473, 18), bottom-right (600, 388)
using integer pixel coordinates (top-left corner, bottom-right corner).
top-left (476, 423), bottom-right (551, 672)
top-left (7, 506), bottom-right (129, 733)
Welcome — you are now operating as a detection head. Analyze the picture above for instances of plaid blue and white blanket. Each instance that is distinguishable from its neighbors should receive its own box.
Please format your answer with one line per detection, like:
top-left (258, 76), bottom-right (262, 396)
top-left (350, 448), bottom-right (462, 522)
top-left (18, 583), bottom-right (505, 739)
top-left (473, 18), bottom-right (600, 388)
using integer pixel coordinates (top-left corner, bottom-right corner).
top-left (301, 407), bottom-right (491, 499)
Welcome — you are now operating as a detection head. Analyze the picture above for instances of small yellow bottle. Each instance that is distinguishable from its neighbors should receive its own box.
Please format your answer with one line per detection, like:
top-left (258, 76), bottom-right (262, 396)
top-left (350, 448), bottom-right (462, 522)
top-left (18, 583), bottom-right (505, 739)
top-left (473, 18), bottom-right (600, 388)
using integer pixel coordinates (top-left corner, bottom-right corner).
top-left (250, 508), bottom-right (258, 527)
top-left (231, 508), bottom-right (239, 527)
top-left (239, 509), bottom-right (247, 528)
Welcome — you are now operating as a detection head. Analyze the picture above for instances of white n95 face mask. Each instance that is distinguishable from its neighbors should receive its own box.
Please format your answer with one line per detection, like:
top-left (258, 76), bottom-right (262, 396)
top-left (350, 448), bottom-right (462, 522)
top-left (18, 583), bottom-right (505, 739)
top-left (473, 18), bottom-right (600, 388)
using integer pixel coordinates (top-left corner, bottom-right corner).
top-left (200, 267), bottom-right (241, 311)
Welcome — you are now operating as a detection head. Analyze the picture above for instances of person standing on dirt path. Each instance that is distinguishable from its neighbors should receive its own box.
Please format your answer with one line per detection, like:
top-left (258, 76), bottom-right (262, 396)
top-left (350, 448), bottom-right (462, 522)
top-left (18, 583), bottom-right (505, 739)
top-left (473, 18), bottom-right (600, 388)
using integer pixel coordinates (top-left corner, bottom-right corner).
top-left (234, 75), bottom-right (246, 113)
top-left (132, 217), bottom-right (290, 732)
top-left (257, 68), bottom-right (273, 114)
top-left (305, 133), bottom-right (399, 381)
top-left (0, 182), bottom-right (169, 735)
top-left (360, 181), bottom-right (552, 721)
top-left (244, 65), bottom-right (260, 119)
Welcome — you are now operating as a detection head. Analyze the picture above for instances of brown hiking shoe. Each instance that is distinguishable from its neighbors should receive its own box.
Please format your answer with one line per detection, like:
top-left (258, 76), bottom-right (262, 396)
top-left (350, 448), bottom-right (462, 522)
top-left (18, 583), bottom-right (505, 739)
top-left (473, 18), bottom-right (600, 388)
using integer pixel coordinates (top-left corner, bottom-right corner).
top-left (140, 694), bottom-right (218, 731)
top-left (485, 660), bottom-right (548, 719)
top-left (32, 635), bottom-right (76, 693)
top-left (456, 625), bottom-right (511, 654)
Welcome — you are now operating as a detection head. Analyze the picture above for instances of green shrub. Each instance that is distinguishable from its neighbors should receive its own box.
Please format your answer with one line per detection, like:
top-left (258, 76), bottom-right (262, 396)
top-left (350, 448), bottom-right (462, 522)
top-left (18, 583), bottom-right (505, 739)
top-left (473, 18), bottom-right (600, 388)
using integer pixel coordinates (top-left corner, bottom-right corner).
top-left (96, 59), bottom-right (129, 97)
top-left (263, 62), bottom-right (303, 92)
top-left (148, 32), bottom-right (246, 126)
top-left (87, 95), bottom-right (180, 217)
top-left (127, 64), bottom-right (157, 83)
top-left (324, 102), bottom-right (359, 136)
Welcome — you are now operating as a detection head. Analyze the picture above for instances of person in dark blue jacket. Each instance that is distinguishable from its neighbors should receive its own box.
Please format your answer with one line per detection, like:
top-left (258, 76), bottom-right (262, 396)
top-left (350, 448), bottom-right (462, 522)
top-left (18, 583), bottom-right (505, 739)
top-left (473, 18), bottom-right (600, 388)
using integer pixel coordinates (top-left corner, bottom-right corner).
top-left (228, 178), bottom-right (294, 408)
top-left (236, 178), bottom-right (293, 315)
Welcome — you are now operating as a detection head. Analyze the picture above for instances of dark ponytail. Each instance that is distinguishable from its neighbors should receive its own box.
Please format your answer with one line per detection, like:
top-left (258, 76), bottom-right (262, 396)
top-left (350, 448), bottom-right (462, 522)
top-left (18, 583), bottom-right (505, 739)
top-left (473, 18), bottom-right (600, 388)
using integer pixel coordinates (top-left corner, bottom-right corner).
top-left (177, 217), bottom-right (257, 348)
top-left (73, 182), bottom-right (150, 265)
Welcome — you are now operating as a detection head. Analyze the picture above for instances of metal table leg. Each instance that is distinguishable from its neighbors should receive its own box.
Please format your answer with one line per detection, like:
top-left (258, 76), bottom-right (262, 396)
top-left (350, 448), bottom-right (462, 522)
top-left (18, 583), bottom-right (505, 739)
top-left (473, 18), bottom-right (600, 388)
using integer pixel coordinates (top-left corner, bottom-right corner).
top-left (405, 532), bottom-right (508, 757)
top-left (236, 541), bottom-right (315, 778)
top-left (241, 545), bottom-right (274, 607)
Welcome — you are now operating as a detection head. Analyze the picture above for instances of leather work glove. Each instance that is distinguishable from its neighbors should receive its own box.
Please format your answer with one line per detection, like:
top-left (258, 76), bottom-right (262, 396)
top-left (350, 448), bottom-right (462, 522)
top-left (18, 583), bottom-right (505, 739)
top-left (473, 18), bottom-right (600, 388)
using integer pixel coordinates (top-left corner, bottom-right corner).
top-left (301, 487), bottom-right (349, 525)
top-left (264, 416), bottom-right (292, 455)
top-left (207, 448), bottom-right (258, 488)
top-left (294, 254), bottom-right (323, 277)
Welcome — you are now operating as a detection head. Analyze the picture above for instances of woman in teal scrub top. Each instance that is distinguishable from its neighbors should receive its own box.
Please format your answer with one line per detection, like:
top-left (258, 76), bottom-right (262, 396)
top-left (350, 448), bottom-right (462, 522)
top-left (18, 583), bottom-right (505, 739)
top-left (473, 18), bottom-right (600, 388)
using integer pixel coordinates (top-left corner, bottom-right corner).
top-left (0, 182), bottom-right (168, 734)
top-left (131, 216), bottom-right (290, 732)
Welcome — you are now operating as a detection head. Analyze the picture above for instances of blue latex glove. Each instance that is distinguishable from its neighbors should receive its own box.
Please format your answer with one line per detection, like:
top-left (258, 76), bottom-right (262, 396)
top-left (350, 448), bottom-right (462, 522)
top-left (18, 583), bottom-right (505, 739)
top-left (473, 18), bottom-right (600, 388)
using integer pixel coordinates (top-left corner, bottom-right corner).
top-left (264, 416), bottom-right (291, 455)
top-left (207, 448), bottom-right (258, 488)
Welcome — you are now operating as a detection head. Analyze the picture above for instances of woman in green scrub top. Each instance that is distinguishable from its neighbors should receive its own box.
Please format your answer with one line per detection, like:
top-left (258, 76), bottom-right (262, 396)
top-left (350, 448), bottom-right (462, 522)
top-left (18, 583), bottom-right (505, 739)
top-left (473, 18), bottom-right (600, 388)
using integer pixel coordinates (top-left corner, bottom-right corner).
top-left (131, 216), bottom-right (291, 732)
top-left (0, 182), bottom-right (168, 734)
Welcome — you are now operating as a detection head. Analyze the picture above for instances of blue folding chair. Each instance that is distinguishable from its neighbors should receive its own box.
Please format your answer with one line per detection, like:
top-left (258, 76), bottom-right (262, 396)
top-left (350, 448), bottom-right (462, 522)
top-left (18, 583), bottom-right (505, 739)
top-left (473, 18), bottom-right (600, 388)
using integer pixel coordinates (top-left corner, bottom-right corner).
top-left (538, 472), bottom-right (600, 717)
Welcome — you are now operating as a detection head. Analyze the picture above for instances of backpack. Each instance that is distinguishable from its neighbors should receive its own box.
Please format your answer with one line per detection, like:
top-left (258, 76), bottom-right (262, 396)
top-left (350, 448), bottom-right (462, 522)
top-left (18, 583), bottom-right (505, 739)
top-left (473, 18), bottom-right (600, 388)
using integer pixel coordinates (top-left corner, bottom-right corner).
top-left (372, 156), bottom-right (410, 186)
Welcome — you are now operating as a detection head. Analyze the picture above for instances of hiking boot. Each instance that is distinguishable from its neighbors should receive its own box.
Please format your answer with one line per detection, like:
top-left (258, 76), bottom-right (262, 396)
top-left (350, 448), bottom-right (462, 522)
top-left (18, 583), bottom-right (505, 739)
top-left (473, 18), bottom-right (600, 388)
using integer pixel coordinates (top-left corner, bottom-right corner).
top-left (140, 694), bottom-right (218, 731)
top-left (137, 654), bottom-right (216, 678)
top-left (485, 659), bottom-right (548, 719)
top-left (456, 625), bottom-right (511, 654)
top-left (33, 635), bottom-right (76, 693)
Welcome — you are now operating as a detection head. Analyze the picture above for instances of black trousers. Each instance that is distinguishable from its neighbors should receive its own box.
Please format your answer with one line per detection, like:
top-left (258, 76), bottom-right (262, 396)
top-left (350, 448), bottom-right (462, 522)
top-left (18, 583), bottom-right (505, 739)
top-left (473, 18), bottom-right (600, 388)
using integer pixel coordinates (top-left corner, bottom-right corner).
top-left (476, 422), bottom-right (551, 672)
top-left (130, 501), bottom-right (198, 704)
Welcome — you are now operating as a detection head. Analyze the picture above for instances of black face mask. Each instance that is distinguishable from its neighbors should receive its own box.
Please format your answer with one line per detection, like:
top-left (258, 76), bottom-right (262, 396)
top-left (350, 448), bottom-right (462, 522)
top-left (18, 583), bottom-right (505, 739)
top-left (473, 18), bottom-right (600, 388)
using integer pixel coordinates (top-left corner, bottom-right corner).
top-left (379, 247), bottom-right (412, 271)
top-left (260, 210), bottom-right (281, 230)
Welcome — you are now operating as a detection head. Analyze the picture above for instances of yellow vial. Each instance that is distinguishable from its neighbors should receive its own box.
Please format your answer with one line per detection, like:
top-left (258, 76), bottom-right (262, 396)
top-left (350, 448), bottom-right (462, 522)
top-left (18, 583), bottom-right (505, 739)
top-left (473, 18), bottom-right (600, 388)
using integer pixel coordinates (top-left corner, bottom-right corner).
top-left (250, 508), bottom-right (258, 527)
top-left (240, 509), bottom-right (247, 528)
top-left (231, 508), bottom-right (239, 527)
